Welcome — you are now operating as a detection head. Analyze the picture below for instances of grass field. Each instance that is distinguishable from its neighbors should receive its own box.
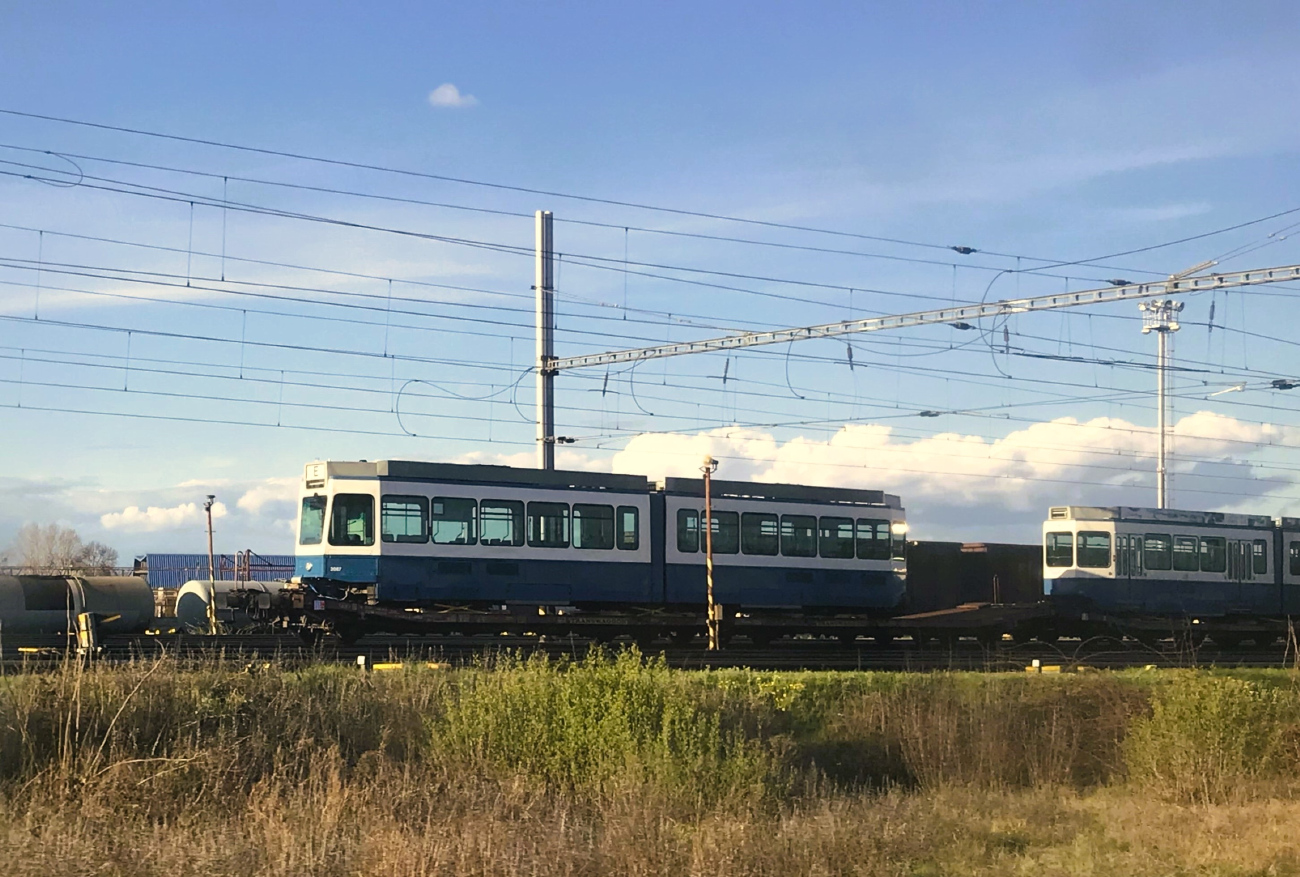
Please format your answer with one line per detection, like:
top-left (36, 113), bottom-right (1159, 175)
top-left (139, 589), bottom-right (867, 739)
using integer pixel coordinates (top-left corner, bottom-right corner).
top-left (2, 651), bottom-right (1300, 875)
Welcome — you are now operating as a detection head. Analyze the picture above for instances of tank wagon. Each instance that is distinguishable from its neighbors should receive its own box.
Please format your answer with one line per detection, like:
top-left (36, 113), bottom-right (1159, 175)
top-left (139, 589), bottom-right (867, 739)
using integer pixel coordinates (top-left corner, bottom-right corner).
top-left (0, 574), bottom-right (154, 635)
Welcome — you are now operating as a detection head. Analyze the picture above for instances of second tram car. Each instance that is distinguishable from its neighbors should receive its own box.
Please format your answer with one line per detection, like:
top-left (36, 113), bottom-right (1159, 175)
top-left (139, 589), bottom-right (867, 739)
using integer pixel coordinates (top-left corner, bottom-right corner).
top-left (1043, 506), bottom-right (1300, 617)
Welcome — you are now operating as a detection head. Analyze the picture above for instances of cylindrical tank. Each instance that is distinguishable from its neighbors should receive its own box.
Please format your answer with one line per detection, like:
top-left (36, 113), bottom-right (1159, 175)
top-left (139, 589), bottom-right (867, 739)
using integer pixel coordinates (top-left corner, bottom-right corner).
top-left (175, 580), bottom-right (271, 631)
top-left (0, 575), bottom-right (154, 634)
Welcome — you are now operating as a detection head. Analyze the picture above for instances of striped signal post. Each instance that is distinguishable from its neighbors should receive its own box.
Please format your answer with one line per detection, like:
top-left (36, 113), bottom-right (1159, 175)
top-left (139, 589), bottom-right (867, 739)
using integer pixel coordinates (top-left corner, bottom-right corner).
top-left (701, 456), bottom-right (720, 650)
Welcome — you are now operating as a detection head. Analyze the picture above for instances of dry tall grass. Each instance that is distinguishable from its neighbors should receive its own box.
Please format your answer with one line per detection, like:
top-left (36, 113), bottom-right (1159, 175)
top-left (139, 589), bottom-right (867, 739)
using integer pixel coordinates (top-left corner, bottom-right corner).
top-left (1, 652), bottom-right (1299, 875)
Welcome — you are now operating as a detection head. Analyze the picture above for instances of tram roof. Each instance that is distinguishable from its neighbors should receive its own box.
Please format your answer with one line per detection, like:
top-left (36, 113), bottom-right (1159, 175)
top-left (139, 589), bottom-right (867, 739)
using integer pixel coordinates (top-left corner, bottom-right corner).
top-left (1048, 505), bottom-right (1274, 528)
top-left (322, 460), bottom-right (650, 493)
top-left (661, 477), bottom-right (901, 509)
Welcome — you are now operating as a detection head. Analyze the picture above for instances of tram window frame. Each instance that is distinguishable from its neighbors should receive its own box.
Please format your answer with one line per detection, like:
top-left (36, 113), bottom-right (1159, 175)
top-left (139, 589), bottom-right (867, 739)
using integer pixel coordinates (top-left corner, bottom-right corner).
top-left (1076, 531), bottom-right (1112, 569)
top-left (1172, 536), bottom-right (1199, 571)
top-left (1253, 539), bottom-right (1269, 575)
top-left (1291, 541), bottom-right (1300, 577)
top-left (430, 497), bottom-right (476, 545)
top-left (1045, 532), bottom-right (1073, 567)
top-left (299, 495), bottom-right (327, 545)
top-left (572, 504), bottom-right (615, 550)
top-left (382, 495), bottom-right (429, 543)
top-left (780, 515), bottom-right (818, 557)
top-left (479, 500), bottom-right (525, 547)
top-left (857, 518), bottom-right (891, 561)
top-left (1144, 533), bottom-right (1172, 571)
top-left (707, 511), bottom-right (740, 554)
top-left (677, 509), bottom-right (700, 553)
top-left (741, 512), bottom-right (780, 556)
top-left (527, 501), bottom-right (570, 549)
top-left (1200, 536), bottom-right (1227, 574)
top-left (328, 493), bottom-right (375, 547)
top-left (818, 516), bottom-right (856, 559)
top-left (617, 506), bottom-right (640, 551)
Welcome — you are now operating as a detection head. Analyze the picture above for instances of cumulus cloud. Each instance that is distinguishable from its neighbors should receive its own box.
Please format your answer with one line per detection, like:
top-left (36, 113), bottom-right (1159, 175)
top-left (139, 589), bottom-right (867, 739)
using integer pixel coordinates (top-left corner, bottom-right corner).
top-left (427, 83), bottom-right (478, 108)
top-left (236, 477), bottom-right (298, 515)
top-left (100, 501), bottom-right (227, 533)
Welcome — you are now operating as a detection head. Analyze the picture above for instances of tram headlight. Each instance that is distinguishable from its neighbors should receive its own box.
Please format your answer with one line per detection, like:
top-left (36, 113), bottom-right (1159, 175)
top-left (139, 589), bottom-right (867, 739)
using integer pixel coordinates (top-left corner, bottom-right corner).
top-left (890, 521), bottom-right (909, 536)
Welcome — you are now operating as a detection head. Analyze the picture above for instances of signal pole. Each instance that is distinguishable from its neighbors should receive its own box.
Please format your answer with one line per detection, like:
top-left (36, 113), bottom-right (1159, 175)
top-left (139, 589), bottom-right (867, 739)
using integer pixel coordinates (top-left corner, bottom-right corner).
top-left (701, 456), bottom-right (720, 650)
top-left (203, 494), bottom-right (218, 633)
top-left (1139, 299), bottom-right (1183, 509)
top-left (535, 210), bottom-right (555, 470)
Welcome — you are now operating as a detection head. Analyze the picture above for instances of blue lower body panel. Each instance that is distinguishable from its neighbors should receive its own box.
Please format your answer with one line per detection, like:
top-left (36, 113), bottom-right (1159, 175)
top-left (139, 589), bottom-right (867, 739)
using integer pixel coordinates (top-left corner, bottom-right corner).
top-left (1051, 575), bottom-right (1284, 617)
top-left (664, 563), bottom-right (905, 612)
top-left (375, 556), bottom-right (654, 606)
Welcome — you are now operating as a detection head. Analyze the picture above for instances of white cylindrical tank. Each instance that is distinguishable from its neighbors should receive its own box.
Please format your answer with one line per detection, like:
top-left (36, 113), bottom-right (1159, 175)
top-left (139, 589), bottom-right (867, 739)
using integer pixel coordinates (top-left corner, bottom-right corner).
top-left (175, 580), bottom-right (271, 631)
top-left (0, 575), bottom-right (154, 634)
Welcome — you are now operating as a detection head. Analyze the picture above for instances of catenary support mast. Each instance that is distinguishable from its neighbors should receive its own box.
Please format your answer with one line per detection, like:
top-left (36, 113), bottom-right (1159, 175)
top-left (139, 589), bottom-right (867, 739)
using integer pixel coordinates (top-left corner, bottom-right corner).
top-left (535, 210), bottom-right (555, 470)
top-left (1140, 299), bottom-right (1183, 508)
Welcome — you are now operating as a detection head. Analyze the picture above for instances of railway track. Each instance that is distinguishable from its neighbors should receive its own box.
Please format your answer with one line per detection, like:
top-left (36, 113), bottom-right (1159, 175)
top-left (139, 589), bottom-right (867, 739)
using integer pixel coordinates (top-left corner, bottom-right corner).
top-left (3, 632), bottom-right (1296, 671)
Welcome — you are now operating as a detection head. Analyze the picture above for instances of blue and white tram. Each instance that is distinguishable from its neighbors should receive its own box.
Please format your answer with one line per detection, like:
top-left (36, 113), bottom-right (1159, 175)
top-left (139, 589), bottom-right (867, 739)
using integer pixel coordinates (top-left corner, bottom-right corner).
top-left (293, 460), bottom-right (907, 614)
top-left (1043, 506), bottom-right (1297, 617)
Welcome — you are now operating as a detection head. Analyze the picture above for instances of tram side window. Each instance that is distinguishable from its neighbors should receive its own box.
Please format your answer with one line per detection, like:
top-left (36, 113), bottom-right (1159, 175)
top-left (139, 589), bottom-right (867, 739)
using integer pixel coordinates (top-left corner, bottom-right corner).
top-left (1045, 532), bottom-right (1073, 567)
top-left (1076, 531), bottom-right (1111, 569)
top-left (741, 512), bottom-right (780, 556)
top-left (819, 516), bottom-right (856, 559)
top-left (1200, 536), bottom-right (1227, 574)
top-left (382, 495), bottom-right (429, 543)
top-left (527, 502), bottom-right (570, 548)
top-left (479, 500), bottom-right (524, 547)
top-left (780, 515), bottom-right (818, 557)
top-left (1172, 536), bottom-right (1199, 571)
top-left (1291, 542), bottom-right (1300, 577)
top-left (677, 509), bottom-right (700, 553)
top-left (708, 511), bottom-right (741, 554)
top-left (1144, 534), bottom-right (1172, 571)
top-left (1253, 539), bottom-right (1269, 575)
top-left (328, 494), bottom-right (375, 547)
top-left (573, 504), bottom-right (615, 550)
top-left (299, 496), bottom-right (326, 545)
top-left (431, 497), bottom-right (476, 545)
top-left (617, 506), bottom-right (640, 551)
top-left (857, 519), bottom-right (892, 561)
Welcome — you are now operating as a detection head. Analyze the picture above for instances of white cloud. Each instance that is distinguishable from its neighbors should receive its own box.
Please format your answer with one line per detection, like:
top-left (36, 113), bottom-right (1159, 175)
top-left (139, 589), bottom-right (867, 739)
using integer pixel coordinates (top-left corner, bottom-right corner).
top-left (427, 83), bottom-right (478, 109)
top-left (100, 501), bottom-right (227, 533)
top-left (236, 477), bottom-right (297, 514)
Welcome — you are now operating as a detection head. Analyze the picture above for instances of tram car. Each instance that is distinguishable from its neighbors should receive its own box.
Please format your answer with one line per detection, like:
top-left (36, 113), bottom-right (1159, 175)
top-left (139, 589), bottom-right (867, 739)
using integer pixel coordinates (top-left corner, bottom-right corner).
top-left (1043, 506), bottom-right (1300, 617)
top-left (294, 460), bottom-right (907, 614)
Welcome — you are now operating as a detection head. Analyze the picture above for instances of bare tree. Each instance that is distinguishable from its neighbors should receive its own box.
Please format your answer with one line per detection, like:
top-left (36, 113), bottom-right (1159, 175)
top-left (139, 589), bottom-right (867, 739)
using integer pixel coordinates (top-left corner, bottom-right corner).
top-left (6, 523), bottom-right (119, 574)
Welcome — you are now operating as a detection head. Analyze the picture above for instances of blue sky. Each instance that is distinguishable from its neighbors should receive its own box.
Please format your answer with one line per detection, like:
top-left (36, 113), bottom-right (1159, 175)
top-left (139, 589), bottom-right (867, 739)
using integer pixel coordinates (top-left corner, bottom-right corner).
top-left (3, 1), bottom-right (1300, 559)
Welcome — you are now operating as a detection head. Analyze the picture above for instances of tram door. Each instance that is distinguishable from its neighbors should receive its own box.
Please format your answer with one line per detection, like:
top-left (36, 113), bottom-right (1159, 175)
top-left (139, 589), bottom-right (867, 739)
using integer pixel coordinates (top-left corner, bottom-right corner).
top-left (1115, 534), bottom-right (1144, 606)
top-left (1226, 540), bottom-right (1252, 608)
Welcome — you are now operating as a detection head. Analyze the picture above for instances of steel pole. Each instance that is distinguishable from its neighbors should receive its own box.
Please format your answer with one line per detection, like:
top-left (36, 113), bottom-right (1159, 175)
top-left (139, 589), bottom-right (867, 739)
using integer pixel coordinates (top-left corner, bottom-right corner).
top-left (535, 210), bottom-right (555, 470)
top-left (204, 495), bottom-right (218, 634)
top-left (1157, 329), bottom-right (1167, 509)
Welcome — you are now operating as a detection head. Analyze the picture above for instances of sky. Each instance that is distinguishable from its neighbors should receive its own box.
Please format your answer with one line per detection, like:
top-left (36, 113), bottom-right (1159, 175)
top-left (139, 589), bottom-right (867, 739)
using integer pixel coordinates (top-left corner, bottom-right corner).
top-left (2, 1), bottom-right (1300, 560)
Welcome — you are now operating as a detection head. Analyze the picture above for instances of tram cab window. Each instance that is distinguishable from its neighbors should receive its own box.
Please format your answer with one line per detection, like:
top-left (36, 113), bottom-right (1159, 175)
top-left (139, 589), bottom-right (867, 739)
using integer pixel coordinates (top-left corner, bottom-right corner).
top-left (1291, 542), bottom-right (1300, 577)
top-left (677, 509), bottom-right (700, 553)
top-left (780, 515), bottom-right (818, 557)
top-left (741, 512), bottom-right (780, 556)
top-left (708, 511), bottom-right (740, 554)
top-left (1172, 536), bottom-right (1199, 571)
top-left (818, 517), bottom-right (856, 559)
top-left (1200, 536), bottom-right (1227, 574)
top-left (527, 502), bottom-right (570, 548)
top-left (617, 506), bottom-right (640, 551)
top-left (1253, 539), bottom-right (1269, 575)
top-left (1076, 532), bottom-right (1111, 569)
top-left (573, 504), bottom-right (615, 550)
top-left (328, 494), bottom-right (375, 547)
top-left (382, 495), bottom-right (429, 543)
top-left (431, 497), bottom-right (476, 545)
top-left (299, 496), bottom-right (327, 545)
top-left (857, 519), bottom-right (892, 561)
top-left (1144, 534), bottom-right (1172, 571)
top-left (480, 501), bottom-right (524, 547)
top-left (1045, 532), bottom-right (1073, 567)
